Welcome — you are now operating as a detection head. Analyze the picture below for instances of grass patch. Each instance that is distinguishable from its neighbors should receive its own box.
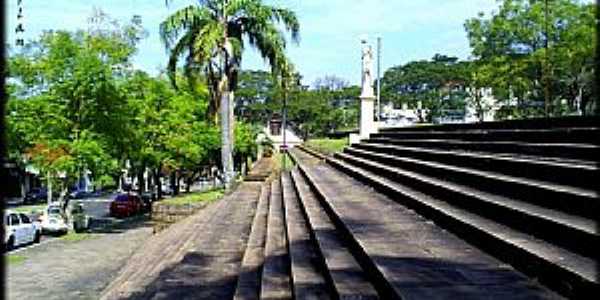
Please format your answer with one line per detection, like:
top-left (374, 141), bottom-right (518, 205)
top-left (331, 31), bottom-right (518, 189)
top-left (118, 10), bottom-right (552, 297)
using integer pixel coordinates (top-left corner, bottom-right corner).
top-left (6, 254), bottom-right (27, 265)
top-left (60, 232), bottom-right (96, 243)
top-left (13, 204), bottom-right (47, 214)
top-left (160, 189), bottom-right (224, 206)
top-left (413, 123), bottom-right (434, 127)
top-left (305, 138), bottom-right (349, 156)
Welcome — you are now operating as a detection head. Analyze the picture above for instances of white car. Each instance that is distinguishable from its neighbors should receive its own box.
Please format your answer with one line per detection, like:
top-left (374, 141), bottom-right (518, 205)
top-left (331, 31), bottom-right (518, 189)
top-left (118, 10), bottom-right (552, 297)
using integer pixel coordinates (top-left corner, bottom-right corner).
top-left (4, 210), bottom-right (42, 251)
top-left (39, 204), bottom-right (69, 235)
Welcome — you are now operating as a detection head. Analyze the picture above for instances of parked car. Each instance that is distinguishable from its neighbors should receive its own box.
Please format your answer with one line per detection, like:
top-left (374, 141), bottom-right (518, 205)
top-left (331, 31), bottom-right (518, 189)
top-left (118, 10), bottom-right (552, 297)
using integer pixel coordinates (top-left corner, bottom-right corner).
top-left (161, 183), bottom-right (174, 195)
top-left (110, 194), bottom-right (142, 218)
top-left (70, 202), bottom-right (90, 233)
top-left (24, 187), bottom-right (47, 204)
top-left (4, 210), bottom-right (42, 250)
top-left (38, 204), bottom-right (69, 235)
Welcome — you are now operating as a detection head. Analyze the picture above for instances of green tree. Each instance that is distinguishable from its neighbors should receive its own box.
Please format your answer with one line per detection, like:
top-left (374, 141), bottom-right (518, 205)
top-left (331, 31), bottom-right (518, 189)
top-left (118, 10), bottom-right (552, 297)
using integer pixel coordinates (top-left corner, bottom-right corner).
top-left (7, 13), bottom-right (145, 200)
top-left (160, 0), bottom-right (300, 187)
top-left (464, 0), bottom-right (596, 117)
top-left (122, 71), bottom-right (216, 197)
top-left (234, 70), bottom-right (276, 124)
top-left (381, 54), bottom-right (470, 122)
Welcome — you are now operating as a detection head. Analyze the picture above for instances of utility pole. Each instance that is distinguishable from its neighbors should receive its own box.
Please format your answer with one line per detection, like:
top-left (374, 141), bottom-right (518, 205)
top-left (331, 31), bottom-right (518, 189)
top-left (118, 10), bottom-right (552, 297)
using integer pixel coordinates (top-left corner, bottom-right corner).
top-left (282, 80), bottom-right (288, 169)
top-left (376, 36), bottom-right (382, 121)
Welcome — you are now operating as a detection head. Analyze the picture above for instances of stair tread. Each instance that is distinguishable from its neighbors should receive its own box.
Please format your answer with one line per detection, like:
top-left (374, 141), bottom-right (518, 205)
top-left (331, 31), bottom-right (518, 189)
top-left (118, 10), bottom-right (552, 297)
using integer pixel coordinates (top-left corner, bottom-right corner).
top-left (345, 146), bottom-right (595, 199)
top-left (365, 137), bottom-right (598, 162)
top-left (234, 183), bottom-right (271, 300)
top-left (368, 138), bottom-right (598, 149)
top-left (321, 153), bottom-right (598, 284)
top-left (375, 128), bottom-right (599, 135)
top-left (281, 172), bottom-right (331, 300)
top-left (261, 180), bottom-right (292, 300)
top-left (373, 128), bottom-right (598, 144)
top-left (291, 149), bottom-right (565, 299)
top-left (359, 142), bottom-right (597, 169)
top-left (290, 169), bottom-right (379, 299)
top-left (338, 149), bottom-right (596, 236)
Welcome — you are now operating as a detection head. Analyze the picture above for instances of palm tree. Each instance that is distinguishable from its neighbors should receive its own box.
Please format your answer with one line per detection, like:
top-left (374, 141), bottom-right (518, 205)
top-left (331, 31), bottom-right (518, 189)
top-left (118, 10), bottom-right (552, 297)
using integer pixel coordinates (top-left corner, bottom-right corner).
top-left (160, 0), bottom-right (299, 188)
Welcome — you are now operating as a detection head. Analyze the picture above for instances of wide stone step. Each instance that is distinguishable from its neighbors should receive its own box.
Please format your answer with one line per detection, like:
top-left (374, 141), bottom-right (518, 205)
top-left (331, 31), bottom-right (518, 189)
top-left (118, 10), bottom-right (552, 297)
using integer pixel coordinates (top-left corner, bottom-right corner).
top-left (334, 151), bottom-right (598, 259)
top-left (281, 172), bottom-right (332, 300)
top-left (364, 137), bottom-right (599, 161)
top-left (378, 116), bottom-right (600, 132)
top-left (321, 152), bottom-right (598, 298)
top-left (261, 179), bottom-right (292, 300)
top-left (371, 128), bottom-right (599, 144)
top-left (290, 168), bottom-right (379, 299)
top-left (352, 142), bottom-right (596, 190)
top-left (246, 158), bottom-right (275, 182)
top-left (341, 147), bottom-right (597, 220)
top-left (234, 183), bottom-right (271, 300)
top-left (290, 148), bottom-right (565, 299)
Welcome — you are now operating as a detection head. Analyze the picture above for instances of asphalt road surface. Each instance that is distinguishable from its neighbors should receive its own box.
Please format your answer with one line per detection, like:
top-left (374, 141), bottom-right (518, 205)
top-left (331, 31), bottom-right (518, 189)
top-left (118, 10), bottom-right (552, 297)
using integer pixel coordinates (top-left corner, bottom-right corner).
top-left (7, 193), bottom-right (119, 254)
top-left (7, 216), bottom-right (153, 300)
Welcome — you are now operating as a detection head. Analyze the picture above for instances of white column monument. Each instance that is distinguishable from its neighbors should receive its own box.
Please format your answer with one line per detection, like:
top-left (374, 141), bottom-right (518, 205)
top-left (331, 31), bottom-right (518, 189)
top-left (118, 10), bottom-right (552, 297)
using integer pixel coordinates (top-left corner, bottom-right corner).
top-left (350, 37), bottom-right (378, 144)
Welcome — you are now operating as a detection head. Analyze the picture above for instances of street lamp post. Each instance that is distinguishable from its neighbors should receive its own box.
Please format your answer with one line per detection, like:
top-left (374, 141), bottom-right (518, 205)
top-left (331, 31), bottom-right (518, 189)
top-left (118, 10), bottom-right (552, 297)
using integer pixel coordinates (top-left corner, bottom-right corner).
top-left (376, 36), bottom-right (382, 121)
top-left (282, 82), bottom-right (287, 169)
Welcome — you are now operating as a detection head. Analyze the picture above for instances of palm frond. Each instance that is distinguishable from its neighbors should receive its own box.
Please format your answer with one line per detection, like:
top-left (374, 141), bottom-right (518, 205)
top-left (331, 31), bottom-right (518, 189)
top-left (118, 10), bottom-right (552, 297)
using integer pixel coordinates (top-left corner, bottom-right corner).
top-left (245, 21), bottom-right (287, 69)
top-left (270, 7), bottom-right (300, 44)
top-left (191, 21), bottom-right (224, 64)
top-left (159, 5), bottom-right (211, 50)
top-left (166, 30), bottom-right (195, 89)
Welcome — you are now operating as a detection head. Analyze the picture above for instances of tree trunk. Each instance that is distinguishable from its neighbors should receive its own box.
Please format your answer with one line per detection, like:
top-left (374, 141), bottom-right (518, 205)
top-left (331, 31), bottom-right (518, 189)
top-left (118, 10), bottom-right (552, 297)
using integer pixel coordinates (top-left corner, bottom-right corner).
top-left (47, 171), bottom-right (52, 205)
top-left (19, 170), bottom-right (26, 200)
top-left (147, 169), bottom-right (152, 193)
top-left (137, 168), bottom-right (145, 193)
top-left (220, 86), bottom-right (235, 189)
top-left (155, 167), bottom-right (162, 200)
top-left (175, 171), bottom-right (181, 195)
top-left (475, 89), bottom-right (484, 122)
top-left (186, 176), bottom-right (192, 193)
top-left (170, 172), bottom-right (177, 196)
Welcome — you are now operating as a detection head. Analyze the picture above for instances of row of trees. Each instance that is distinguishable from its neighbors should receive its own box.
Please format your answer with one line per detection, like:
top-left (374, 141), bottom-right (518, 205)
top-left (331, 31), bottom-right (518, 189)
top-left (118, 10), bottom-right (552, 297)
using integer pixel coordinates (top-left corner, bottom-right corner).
top-left (234, 70), bottom-right (360, 137)
top-left (6, 0), bottom-right (305, 198)
top-left (380, 0), bottom-right (597, 121)
top-left (6, 12), bottom-right (258, 199)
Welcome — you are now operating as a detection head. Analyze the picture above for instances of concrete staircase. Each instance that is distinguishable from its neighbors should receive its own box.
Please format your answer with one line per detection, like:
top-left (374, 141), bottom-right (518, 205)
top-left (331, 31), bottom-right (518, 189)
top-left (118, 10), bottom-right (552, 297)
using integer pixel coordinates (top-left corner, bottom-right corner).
top-left (232, 119), bottom-right (599, 299)
top-left (318, 117), bottom-right (597, 298)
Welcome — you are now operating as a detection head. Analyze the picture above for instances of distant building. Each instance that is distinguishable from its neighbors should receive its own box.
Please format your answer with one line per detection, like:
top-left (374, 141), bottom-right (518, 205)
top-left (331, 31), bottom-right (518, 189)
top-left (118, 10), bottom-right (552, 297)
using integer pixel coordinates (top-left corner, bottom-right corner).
top-left (464, 87), bottom-right (499, 123)
top-left (258, 113), bottom-right (303, 153)
top-left (379, 102), bottom-right (426, 127)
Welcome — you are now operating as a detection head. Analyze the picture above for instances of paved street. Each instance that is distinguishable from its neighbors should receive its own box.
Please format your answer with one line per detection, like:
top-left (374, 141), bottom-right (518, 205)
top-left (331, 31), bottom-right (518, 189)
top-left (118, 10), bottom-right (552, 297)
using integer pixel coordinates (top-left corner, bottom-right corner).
top-left (6, 216), bottom-right (153, 300)
top-left (5, 193), bottom-right (119, 254)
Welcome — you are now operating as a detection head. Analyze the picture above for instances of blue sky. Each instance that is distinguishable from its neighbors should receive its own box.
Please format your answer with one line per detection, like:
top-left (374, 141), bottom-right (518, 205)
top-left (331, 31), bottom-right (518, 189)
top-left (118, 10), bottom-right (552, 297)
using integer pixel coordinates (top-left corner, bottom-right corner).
top-left (7, 0), bottom-right (506, 86)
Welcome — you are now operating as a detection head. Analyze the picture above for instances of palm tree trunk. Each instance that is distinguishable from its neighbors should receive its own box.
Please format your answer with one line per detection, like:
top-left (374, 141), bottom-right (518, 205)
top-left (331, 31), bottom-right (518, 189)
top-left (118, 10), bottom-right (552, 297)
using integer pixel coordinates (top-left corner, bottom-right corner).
top-left (220, 81), bottom-right (235, 189)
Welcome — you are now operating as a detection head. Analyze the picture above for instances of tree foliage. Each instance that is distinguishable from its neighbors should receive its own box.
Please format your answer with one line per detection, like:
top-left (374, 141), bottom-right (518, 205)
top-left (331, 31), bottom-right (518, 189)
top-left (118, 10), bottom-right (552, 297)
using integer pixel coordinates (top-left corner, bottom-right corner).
top-left (161, 0), bottom-right (300, 186)
top-left (381, 54), bottom-right (470, 122)
top-left (5, 12), bottom-right (226, 196)
top-left (464, 0), bottom-right (596, 117)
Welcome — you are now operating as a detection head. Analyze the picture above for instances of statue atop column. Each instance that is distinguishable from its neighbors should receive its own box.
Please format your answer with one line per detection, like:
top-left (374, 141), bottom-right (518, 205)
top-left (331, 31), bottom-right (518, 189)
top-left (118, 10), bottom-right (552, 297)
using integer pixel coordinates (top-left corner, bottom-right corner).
top-left (361, 38), bottom-right (375, 98)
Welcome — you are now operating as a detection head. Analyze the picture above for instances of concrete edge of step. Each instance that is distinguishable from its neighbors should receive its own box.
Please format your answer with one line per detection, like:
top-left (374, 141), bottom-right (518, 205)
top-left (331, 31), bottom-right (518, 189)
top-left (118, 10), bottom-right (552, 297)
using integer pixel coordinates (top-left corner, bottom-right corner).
top-left (323, 155), bottom-right (598, 298)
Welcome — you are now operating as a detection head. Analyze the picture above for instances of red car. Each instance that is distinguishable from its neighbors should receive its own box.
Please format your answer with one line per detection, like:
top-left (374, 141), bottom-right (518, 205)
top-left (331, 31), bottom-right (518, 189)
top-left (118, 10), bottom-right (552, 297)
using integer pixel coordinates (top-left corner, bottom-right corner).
top-left (110, 194), bottom-right (142, 218)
